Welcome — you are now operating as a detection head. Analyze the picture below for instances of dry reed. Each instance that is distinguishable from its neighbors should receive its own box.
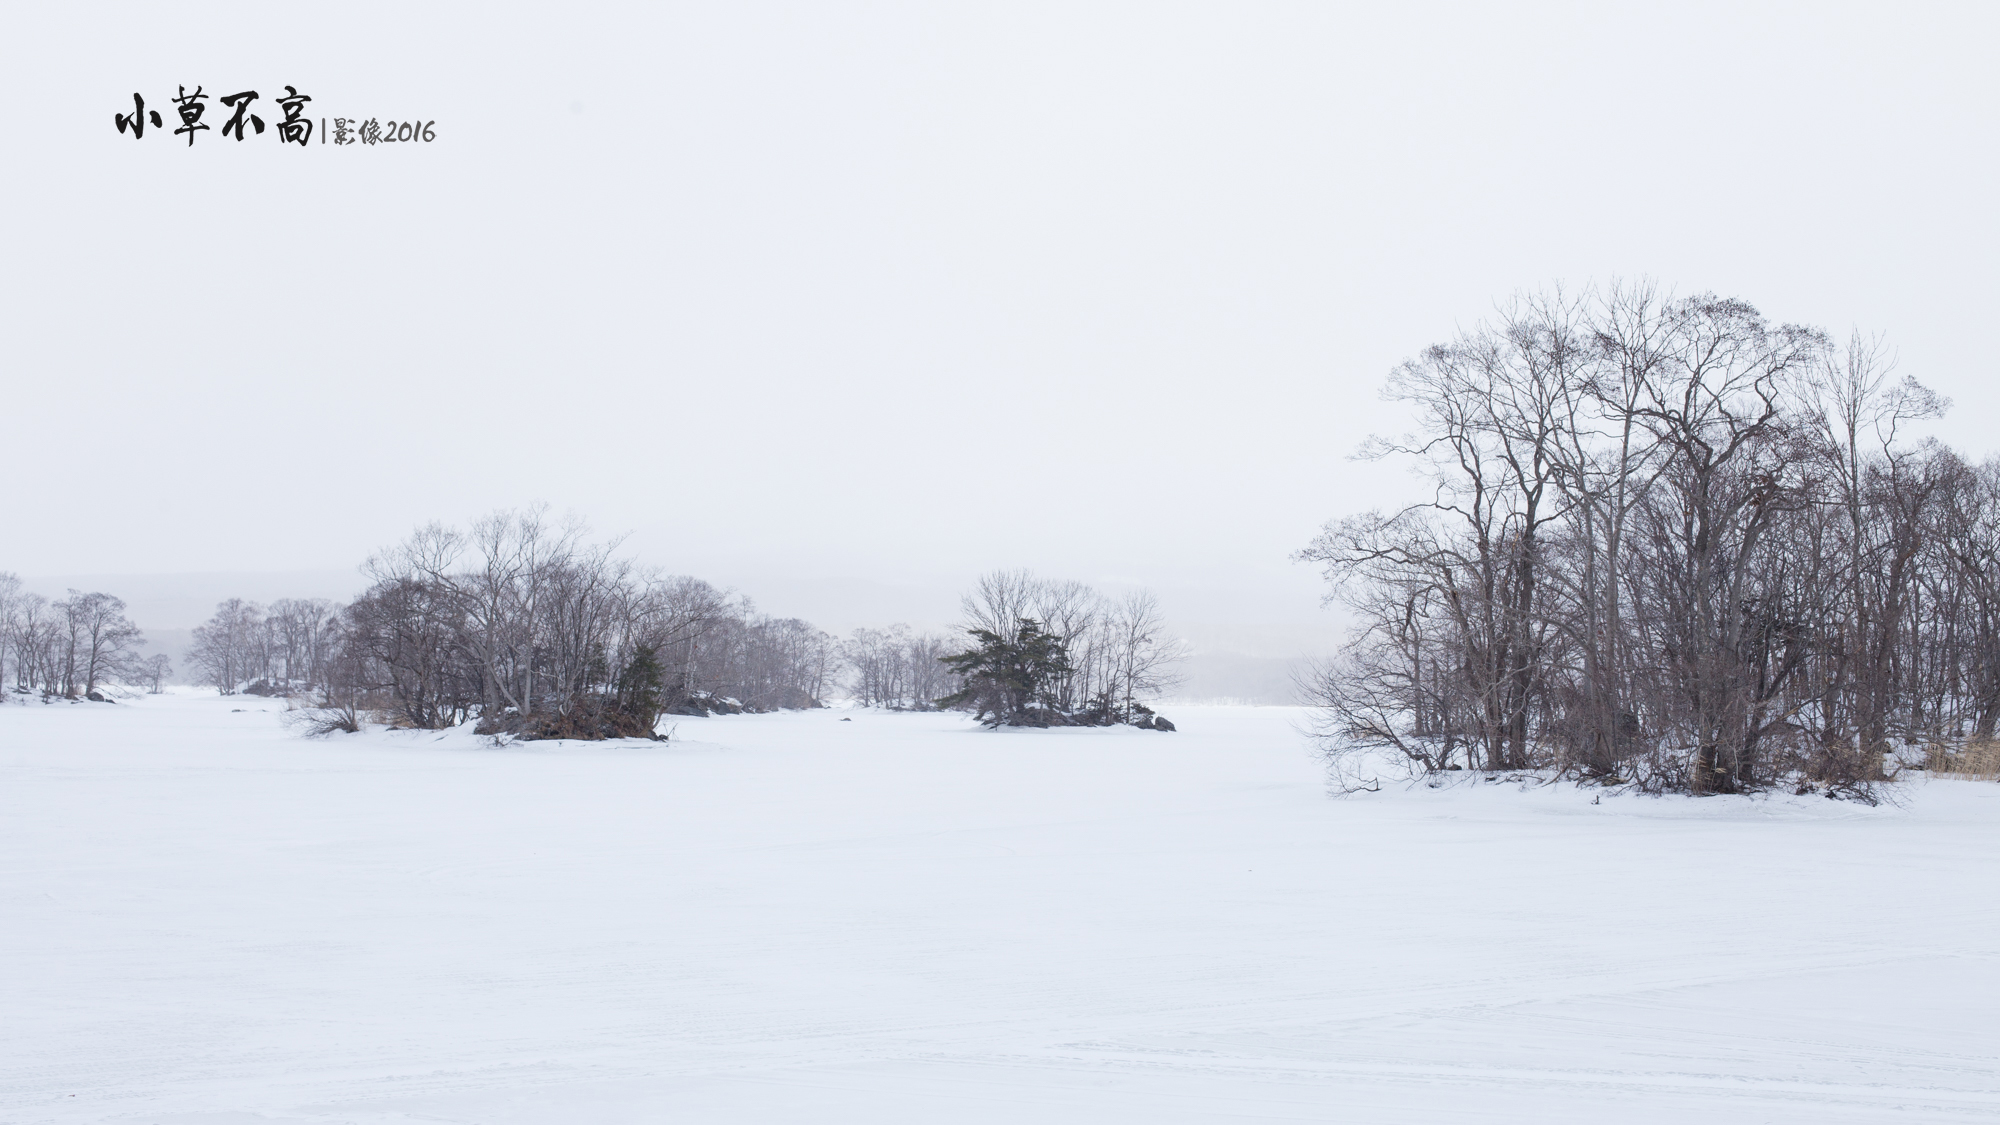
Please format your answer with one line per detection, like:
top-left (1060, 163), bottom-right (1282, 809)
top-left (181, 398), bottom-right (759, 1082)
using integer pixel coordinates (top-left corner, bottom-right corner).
top-left (1926, 740), bottom-right (2000, 782)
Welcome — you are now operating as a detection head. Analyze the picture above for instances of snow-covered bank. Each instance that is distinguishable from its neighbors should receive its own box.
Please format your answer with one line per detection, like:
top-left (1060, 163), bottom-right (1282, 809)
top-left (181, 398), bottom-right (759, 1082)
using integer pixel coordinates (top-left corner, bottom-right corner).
top-left (2, 693), bottom-right (1995, 1123)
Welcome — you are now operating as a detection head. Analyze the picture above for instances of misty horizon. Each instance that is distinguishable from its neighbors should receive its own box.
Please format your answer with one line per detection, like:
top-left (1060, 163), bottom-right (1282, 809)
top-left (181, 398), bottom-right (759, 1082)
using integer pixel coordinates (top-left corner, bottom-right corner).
top-left (9, 6), bottom-right (1997, 646)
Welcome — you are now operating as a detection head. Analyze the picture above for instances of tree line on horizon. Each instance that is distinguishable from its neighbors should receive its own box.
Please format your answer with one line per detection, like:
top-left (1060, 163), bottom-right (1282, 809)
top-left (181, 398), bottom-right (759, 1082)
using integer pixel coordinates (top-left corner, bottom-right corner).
top-left (1302, 283), bottom-right (2000, 798)
top-left (1, 514), bottom-right (1188, 738)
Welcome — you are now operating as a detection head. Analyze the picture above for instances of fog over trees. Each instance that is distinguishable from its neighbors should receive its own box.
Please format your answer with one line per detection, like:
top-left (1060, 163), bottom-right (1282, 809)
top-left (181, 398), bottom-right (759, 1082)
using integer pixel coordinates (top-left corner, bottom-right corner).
top-left (844, 624), bottom-right (959, 710)
top-left (0, 575), bottom-right (145, 700)
top-left (1301, 283), bottom-right (1998, 797)
top-left (3, 513), bottom-right (1188, 739)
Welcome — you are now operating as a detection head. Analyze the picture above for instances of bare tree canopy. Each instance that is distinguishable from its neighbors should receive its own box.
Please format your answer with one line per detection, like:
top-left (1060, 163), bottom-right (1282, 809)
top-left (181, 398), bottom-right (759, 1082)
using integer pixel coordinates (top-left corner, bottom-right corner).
top-left (1302, 283), bottom-right (1978, 799)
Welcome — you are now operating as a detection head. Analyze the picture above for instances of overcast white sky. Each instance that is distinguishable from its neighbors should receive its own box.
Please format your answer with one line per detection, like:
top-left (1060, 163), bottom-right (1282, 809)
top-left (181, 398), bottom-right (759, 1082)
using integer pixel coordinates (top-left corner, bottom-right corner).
top-left (5, 3), bottom-right (1998, 649)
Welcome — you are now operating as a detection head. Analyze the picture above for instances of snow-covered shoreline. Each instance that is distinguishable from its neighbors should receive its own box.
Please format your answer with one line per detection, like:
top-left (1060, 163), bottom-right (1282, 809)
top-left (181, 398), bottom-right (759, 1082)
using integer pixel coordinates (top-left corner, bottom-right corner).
top-left (3, 692), bottom-right (1995, 1122)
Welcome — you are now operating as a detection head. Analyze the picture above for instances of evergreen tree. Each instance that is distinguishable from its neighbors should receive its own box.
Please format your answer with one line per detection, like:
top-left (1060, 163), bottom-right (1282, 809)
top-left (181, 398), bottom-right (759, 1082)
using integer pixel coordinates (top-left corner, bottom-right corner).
top-left (940, 618), bottom-right (1072, 726)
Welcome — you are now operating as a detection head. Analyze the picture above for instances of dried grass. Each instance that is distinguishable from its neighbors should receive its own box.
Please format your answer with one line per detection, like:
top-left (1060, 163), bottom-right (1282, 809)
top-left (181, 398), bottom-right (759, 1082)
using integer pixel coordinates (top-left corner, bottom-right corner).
top-left (1926, 740), bottom-right (2000, 782)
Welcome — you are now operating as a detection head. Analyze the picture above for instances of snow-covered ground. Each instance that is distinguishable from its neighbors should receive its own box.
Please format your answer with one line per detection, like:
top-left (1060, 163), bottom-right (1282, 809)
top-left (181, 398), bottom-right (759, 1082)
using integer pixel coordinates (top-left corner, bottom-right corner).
top-left (2, 692), bottom-right (1995, 1123)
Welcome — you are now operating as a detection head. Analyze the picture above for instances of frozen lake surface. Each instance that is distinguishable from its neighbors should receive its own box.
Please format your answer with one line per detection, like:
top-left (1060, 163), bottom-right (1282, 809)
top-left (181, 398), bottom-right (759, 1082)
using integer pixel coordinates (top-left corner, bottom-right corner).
top-left (3, 692), bottom-right (1995, 1123)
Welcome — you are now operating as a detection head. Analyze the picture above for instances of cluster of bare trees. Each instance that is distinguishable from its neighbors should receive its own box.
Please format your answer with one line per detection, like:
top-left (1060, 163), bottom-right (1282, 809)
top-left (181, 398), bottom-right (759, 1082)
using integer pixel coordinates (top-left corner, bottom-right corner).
top-left (844, 625), bottom-right (960, 709)
top-left (187, 597), bottom-right (344, 695)
top-left (683, 612), bottom-right (843, 713)
top-left (260, 510), bottom-right (854, 737)
top-left (134, 510), bottom-right (843, 738)
top-left (0, 575), bottom-right (153, 699)
top-left (946, 570), bottom-right (1188, 725)
top-left (331, 513), bottom-right (710, 734)
top-left (1301, 283), bottom-right (1996, 796)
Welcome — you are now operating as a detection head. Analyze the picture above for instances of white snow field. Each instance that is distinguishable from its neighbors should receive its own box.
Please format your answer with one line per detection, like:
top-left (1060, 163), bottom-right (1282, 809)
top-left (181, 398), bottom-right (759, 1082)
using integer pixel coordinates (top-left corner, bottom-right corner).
top-left (2, 693), bottom-right (1996, 1124)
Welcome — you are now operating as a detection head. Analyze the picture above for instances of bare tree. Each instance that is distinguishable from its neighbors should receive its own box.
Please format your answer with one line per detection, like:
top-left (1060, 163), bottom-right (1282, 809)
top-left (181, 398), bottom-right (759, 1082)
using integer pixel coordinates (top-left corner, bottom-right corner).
top-left (143, 652), bottom-right (172, 693)
top-left (0, 572), bottom-right (21, 693)
top-left (55, 590), bottom-right (145, 697)
top-left (1301, 295), bottom-right (1581, 771)
top-left (188, 599), bottom-right (265, 695)
top-left (267, 597), bottom-right (345, 691)
top-left (11, 593), bottom-right (59, 695)
top-left (1108, 591), bottom-right (1189, 716)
